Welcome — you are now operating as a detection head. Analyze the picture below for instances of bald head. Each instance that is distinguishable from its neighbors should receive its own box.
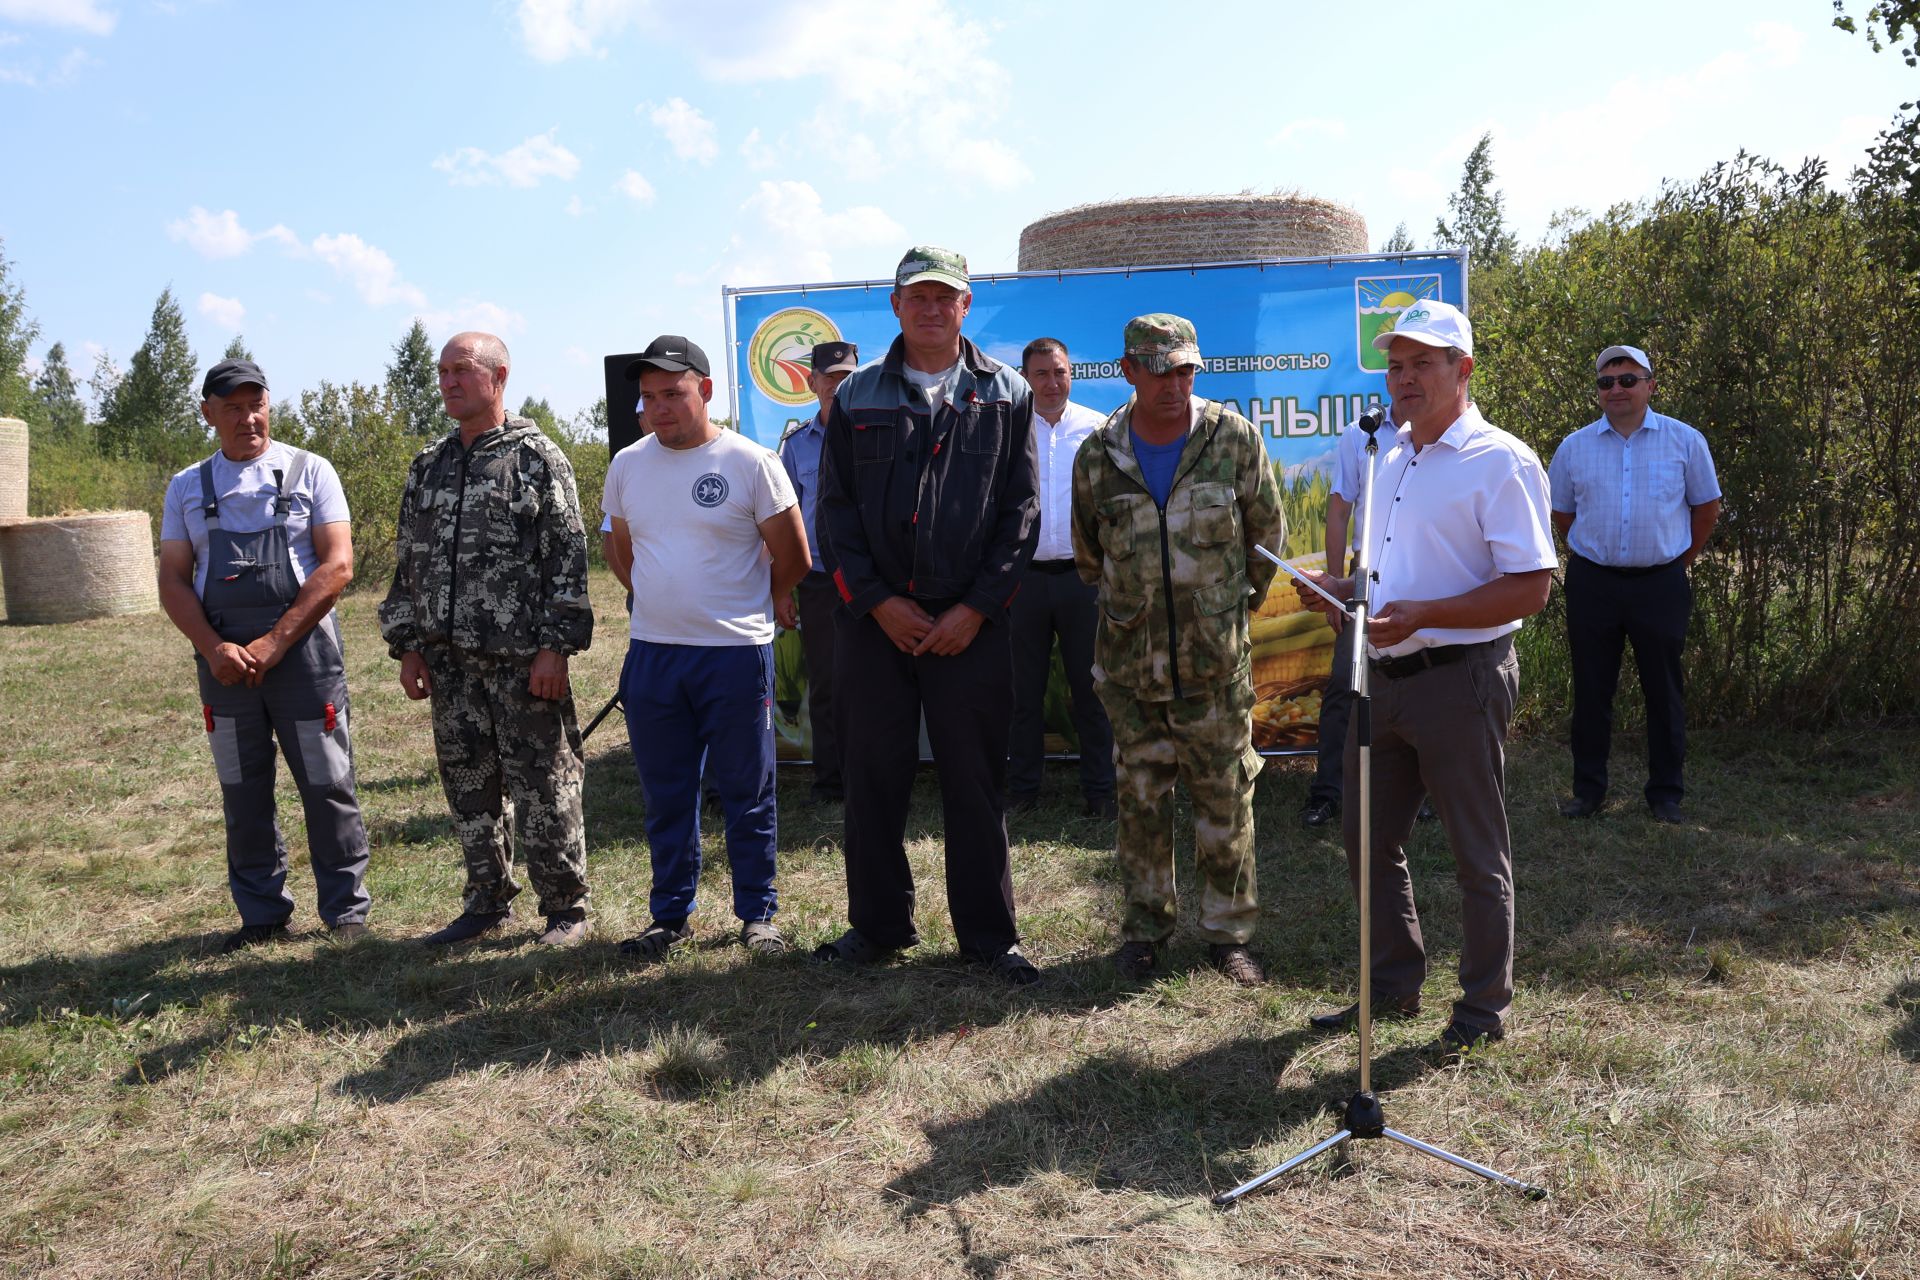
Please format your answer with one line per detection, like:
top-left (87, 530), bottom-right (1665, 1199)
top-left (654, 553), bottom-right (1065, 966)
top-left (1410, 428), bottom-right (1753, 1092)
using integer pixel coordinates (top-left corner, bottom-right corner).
top-left (439, 331), bottom-right (511, 436)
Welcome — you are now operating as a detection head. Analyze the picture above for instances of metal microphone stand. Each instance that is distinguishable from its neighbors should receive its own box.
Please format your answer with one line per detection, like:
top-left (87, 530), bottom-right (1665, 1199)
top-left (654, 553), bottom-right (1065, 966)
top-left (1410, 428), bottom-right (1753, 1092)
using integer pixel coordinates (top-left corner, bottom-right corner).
top-left (1213, 413), bottom-right (1545, 1207)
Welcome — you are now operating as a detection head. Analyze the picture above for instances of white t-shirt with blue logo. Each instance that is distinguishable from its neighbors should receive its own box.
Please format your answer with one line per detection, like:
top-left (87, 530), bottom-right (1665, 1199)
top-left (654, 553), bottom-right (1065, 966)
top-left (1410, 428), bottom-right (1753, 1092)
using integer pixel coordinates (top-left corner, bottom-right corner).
top-left (602, 429), bottom-right (797, 646)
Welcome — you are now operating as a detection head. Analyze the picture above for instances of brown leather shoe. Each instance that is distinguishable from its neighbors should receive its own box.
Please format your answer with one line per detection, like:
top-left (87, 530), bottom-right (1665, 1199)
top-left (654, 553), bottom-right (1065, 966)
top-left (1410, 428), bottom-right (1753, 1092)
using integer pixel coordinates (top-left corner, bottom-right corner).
top-left (1207, 944), bottom-right (1265, 987)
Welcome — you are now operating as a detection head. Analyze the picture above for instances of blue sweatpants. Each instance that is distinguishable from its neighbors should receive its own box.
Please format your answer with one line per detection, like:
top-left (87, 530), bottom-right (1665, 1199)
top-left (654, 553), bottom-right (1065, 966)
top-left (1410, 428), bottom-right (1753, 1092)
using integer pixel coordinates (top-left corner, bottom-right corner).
top-left (621, 639), bottom-right (778, 926)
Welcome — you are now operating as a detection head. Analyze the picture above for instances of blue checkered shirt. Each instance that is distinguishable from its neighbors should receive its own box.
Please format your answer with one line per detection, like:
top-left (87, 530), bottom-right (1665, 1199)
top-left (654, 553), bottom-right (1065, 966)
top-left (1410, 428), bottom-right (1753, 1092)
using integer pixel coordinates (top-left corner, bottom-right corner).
top-left (1549, 411), bottom-right (1720, 568)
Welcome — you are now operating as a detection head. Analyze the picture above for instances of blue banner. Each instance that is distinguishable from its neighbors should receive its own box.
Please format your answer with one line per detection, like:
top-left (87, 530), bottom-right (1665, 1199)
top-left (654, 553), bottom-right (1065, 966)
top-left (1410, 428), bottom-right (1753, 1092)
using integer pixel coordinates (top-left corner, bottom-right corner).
top-left (727, 253), bottom-right (1467, 474)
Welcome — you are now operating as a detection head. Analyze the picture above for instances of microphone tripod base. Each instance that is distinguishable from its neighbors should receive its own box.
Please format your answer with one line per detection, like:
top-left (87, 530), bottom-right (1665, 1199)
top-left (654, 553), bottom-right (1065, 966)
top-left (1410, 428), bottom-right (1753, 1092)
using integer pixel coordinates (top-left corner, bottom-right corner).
top-left (1210, 1090), bottom-right (1546, 1207)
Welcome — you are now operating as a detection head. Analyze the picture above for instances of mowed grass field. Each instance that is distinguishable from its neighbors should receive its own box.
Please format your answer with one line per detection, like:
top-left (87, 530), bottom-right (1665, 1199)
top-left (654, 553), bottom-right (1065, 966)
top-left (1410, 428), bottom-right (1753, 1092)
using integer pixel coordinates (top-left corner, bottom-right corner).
top-left (2, 569), bottom-right (1917, 1279)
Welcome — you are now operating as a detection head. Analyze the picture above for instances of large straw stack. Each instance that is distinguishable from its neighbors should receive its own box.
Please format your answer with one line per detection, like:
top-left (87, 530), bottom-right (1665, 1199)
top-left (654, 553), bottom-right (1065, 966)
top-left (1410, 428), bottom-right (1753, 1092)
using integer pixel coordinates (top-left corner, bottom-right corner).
top-left (0, 511), bottom-right (160, 624)
top-left (0, 417), bottom-right (26, 621)
top-left (1018, 193), bottom-right (1367, 271)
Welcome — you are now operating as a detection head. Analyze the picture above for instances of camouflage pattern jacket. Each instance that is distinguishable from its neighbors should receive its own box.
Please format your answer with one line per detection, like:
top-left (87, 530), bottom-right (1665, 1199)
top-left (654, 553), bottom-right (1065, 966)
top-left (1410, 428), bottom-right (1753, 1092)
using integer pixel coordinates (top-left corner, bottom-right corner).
top-left (1071, 399), bottom-right (1284, 701)
top-left (379, 417), bottom-right (593, 663)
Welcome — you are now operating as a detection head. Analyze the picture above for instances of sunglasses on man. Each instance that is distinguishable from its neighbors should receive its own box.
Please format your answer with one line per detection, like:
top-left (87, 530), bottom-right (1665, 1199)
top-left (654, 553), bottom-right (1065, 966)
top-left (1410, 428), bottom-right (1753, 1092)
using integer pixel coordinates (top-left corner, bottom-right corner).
top-left (1595, 373), bottom-right (1649, 390)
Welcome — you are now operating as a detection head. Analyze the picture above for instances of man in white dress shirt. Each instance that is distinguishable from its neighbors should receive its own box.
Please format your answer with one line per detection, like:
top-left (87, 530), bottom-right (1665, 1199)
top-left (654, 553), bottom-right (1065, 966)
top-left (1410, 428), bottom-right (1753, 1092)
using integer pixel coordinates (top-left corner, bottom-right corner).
top-left (1299, 300), bottom-right (1557, 1060)
top-left (1007, 338), bottom-right (1116, 817)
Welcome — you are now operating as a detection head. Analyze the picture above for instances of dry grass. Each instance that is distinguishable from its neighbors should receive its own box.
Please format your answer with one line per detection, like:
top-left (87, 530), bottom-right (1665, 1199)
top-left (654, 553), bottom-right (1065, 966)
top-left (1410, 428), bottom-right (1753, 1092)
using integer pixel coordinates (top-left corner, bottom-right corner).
top-left (2, 570), bottom-right (1917, 1278)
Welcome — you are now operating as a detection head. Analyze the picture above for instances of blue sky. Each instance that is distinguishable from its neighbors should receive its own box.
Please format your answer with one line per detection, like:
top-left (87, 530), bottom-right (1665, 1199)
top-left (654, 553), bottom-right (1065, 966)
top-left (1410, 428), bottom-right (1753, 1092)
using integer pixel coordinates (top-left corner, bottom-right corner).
top-left (1, 0), bottom-right (1912, 423)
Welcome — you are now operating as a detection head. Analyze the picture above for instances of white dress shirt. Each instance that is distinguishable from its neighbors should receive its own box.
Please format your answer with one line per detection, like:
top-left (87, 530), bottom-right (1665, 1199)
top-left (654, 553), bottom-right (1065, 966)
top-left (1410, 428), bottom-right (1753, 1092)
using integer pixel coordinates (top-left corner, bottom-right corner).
top-left (1032, 399), bottom-right (1108, 563)
top-left (1360, 404), bottom-right (1558, 658)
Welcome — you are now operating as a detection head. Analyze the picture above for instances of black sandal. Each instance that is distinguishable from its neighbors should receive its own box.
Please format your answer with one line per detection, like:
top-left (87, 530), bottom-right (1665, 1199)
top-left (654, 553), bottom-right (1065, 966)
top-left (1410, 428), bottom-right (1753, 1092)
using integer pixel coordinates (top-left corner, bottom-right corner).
top-left (984, 945), bottom-right (1041, 987)
top-left (811, 927), bottom-right (891, 965)
top-left (618, 920), bottom-right (691, 961)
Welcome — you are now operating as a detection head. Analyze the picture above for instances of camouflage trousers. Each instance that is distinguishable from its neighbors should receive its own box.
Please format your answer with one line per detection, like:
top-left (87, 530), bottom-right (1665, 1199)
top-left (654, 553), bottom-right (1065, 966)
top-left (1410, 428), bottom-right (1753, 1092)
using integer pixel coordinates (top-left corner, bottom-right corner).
top-left (1096, 673), bottom-right (1265, 945)
top-left (426, 649), bottom-right (589, 916)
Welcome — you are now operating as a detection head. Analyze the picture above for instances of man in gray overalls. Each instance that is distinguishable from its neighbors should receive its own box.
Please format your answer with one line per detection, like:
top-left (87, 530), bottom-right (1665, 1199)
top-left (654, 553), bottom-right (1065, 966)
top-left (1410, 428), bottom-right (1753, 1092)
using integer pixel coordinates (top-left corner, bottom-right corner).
top-left (158, 358), bottom-right (372, 952)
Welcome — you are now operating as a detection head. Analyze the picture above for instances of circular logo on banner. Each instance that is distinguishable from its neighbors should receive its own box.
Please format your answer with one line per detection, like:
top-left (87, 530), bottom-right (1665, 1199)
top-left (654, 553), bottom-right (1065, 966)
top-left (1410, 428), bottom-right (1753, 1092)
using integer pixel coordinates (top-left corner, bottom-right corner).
top-left (692, 473), bottom-right (729, 508)
top-left (747, 307), bottom-right (844, 407)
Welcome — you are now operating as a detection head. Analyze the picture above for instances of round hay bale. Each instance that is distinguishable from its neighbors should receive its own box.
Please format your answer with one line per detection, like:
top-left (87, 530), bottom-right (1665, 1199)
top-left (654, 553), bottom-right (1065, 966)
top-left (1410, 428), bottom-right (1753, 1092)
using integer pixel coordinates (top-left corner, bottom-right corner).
top-left (1019, 193), bottom-right (1368, 271)
top-left (0, 511), bottom-right (159, 625)
top-left (0, 417), bottom-right (27, 523)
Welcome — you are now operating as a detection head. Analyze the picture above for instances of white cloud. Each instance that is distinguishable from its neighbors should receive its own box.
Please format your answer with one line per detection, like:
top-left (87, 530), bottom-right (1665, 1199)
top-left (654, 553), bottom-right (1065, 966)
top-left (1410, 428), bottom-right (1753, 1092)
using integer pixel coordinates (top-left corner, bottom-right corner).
top-left (564, 194), bottom-right (584, 216)
top-left (309, 232), bottom-right (427, 309)
top-left (713, 179), bottom-right (904, 287)
top-left (514, 0), bottom-right (644, 61)
top-left (614, 169), bottom-right (655, 205)
top-left (197, 292), bottom-right (245, 329)
top-left (421, 299), bottom-right (528, 338)
top-left (700, 0), bottom-right (1027, 189)
top-left (739, 127), bottom-right (779, 171)
top-left (167, 206), bottom-right (300, 259)
top-left (0, 0), bottom-right (116, 35)
top-left (432, 127), bottom-right (580, 188)
top-left (645, 96), bottom-right (718, 164)
top-left (0, 41), bottom-right (95, 85)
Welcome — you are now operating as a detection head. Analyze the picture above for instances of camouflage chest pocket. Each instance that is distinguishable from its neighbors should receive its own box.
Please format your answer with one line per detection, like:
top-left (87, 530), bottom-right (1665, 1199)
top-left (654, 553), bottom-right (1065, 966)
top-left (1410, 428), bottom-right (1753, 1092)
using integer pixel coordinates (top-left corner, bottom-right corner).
top-left (1097, 495), bottom-right (1145, 559)
top-left (1188, 482), bottom-right (1240, 548)
top-left (476, 461), bottom-right (533, 551)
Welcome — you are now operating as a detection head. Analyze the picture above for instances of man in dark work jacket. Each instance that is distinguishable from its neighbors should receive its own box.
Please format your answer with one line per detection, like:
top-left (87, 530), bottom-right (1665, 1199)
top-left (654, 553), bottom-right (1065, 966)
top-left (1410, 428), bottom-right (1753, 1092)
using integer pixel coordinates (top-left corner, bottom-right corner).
top-left (811, 245), bottom-right (1042, 985)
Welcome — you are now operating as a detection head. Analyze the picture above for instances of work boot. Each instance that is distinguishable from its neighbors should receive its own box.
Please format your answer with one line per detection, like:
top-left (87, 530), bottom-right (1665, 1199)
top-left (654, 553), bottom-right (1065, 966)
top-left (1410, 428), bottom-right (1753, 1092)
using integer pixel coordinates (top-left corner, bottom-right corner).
top-left (1207, 943), bottom-right (1265, 987)
top-left (537, 908), bottom-right (589, 947)
top-left (1113, 940), bottom-right (1159, 980)
top-left (221, 921), bottom-right (290, 954)
top-left (421, 909), bottom-right (511, 946)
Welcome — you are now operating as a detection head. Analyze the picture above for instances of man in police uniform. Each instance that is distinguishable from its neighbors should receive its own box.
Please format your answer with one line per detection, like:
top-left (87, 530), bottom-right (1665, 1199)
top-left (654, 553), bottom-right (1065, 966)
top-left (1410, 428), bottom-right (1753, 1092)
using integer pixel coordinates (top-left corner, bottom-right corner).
top-left (158, 359), bottom-right (372, 951)
top-left (813, 245), bottom-right (1042, 985)
top-left (1550, 344), bottom-right (1720, 824)
top-left (380, 331), bottom-right (595, 948)
top-left (777, 339), bottom-right (859, 808)
top-left (1008, 337), bottom-right (1116, 818)
top-left (1299, 300), bottom-right (1557, 1058)
top-left (1070, 314), bottom-right (1283, 985)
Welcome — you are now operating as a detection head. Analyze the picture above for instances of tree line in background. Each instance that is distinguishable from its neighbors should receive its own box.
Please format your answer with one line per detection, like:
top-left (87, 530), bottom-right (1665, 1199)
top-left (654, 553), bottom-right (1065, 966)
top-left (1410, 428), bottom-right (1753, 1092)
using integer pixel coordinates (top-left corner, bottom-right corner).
top-left (0, 4), bottom-right (1914, 725)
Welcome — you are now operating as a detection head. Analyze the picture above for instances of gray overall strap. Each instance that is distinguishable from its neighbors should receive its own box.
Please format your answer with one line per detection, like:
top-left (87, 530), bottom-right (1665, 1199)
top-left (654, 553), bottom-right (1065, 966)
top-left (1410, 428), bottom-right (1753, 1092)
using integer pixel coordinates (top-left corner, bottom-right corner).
top-left (274, 449), bottom-right (310, 526)
top-left (197, 457), bottom-right (223, 532)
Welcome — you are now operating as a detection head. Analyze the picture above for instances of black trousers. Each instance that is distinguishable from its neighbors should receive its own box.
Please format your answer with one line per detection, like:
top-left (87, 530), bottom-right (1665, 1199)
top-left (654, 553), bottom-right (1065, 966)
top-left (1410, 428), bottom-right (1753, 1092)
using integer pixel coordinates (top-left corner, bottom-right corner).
top-left (1008, 562), bottom-right (1114, 801)
top-left (835, 604), bottom-right (1018, 957)
top-left (1309, 618), bottom-right (1356, 805)
top-left (1566, 554), bottom-right (1691, 808)
top-left (796, 571), bottom-right (842, 798)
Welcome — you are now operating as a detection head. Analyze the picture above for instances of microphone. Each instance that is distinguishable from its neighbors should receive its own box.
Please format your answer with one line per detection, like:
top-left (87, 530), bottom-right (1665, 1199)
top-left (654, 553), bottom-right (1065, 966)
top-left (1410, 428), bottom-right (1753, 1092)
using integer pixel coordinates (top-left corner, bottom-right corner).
top-left (1357, 407), bottom-right (1386, 439)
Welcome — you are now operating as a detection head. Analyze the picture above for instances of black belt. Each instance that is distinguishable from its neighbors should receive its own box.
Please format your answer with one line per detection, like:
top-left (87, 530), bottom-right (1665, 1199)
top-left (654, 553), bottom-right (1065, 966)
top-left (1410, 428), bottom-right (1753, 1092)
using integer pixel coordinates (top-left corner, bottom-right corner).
top-left (1028, 559), bottom-right (1077, 574)
top-left (1369, 639), bottom-right (1498, 680)
top-left (1572, 553), bottom-right (1682, 579)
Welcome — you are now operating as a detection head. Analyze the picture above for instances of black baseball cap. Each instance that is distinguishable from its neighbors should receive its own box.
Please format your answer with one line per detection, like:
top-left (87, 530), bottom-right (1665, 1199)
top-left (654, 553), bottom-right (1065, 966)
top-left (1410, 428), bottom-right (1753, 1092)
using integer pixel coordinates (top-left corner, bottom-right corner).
top-left (624, 335), bottom-right (710, 379)
top-left (201, 358), bottom-right (269, 398)
top-left (810, 340), bottom-right (858, 375)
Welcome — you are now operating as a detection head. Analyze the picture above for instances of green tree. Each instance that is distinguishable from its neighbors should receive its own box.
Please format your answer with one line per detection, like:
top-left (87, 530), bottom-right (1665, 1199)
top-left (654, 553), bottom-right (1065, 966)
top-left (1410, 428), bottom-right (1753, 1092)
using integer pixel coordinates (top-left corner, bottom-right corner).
top-left (0, 237), bottom-right (41, 423)
top-left (518, 394), bottom-right (561, 442)
top-left (568, 396), bottom-right (609, 445)
top-left (1433, 132), bottom-right (1518, 267)
top-left (1380, 222), bottom-right (1416, 253)
top-left (88, 348), bottom-right (121, 423)
top-left (97, 287), bottom-right (203, 467)
top-left (274, 380), bottom-right (417, 583)
top-left (1836, 2), bottom-right (1920, 269)
top-left (223, 334), bottom-right (254, 362)
top-left (32, 341), bottom-right (85, 442)
top-left (385, 318), bottom-right (444, 437)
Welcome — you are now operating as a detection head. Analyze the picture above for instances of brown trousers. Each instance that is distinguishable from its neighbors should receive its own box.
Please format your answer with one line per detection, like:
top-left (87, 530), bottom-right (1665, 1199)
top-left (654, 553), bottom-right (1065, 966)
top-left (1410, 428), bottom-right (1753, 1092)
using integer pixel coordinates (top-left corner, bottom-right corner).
top-left (1342, 635), bottom-right (1519, 1032)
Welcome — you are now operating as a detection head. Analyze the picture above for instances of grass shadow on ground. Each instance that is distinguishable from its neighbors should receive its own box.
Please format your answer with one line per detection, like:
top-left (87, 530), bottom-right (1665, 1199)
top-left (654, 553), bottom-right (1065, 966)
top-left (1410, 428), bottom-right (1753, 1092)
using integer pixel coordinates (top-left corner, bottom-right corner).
top-left (1891, 977), bottom-right (1920, 1063)
top-left (888, 1034), bottom-right (1443, 1209)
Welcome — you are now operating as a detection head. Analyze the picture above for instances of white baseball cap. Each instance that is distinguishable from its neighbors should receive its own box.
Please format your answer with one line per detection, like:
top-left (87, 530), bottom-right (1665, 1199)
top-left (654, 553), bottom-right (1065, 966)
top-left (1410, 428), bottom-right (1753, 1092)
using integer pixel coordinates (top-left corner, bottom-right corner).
top-left (1373, 299), bottom-right (1473, 358)
top-left (1595, 344), bottom-right (1652, 374)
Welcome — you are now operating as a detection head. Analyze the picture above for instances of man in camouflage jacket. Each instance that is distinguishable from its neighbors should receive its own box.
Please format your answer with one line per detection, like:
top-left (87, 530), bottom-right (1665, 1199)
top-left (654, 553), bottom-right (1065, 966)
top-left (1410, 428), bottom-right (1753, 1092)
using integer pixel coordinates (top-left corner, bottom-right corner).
top-left (1070, 314), bottom-right (1283, 985)
top-left (379, 331), bottom-right (595, 947)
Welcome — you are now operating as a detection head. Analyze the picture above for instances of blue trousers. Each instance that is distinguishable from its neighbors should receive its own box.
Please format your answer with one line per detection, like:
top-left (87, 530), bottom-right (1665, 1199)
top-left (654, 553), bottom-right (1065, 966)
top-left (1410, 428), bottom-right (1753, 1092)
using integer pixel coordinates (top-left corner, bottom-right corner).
top-left (621, 640), bottom-right (778, 925)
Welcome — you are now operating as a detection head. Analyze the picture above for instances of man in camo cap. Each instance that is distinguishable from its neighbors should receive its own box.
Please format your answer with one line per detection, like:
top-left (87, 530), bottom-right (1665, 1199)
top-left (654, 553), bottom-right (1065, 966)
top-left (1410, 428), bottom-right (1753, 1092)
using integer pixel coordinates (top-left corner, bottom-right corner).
top-left (1069, 313), bottom-right (1284, 985)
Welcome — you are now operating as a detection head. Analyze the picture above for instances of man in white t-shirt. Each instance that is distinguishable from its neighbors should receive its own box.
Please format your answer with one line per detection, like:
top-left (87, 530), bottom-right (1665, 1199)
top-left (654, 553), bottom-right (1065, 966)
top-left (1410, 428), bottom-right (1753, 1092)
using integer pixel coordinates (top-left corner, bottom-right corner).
top-left (157, 359), bottom-right (371, 952)
top-left (1007, 337), bottom-right (1115, 818)
top-left (602, 335), bottom-right (811, 960)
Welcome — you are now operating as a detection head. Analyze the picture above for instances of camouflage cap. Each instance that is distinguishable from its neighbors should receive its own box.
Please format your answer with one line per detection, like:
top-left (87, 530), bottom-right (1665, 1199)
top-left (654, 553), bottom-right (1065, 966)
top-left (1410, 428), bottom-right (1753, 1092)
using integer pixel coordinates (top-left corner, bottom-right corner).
top-left (895, 245), bottom-right (970, 292)
top-left (1123, 313), bottom-right (1203, 375)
